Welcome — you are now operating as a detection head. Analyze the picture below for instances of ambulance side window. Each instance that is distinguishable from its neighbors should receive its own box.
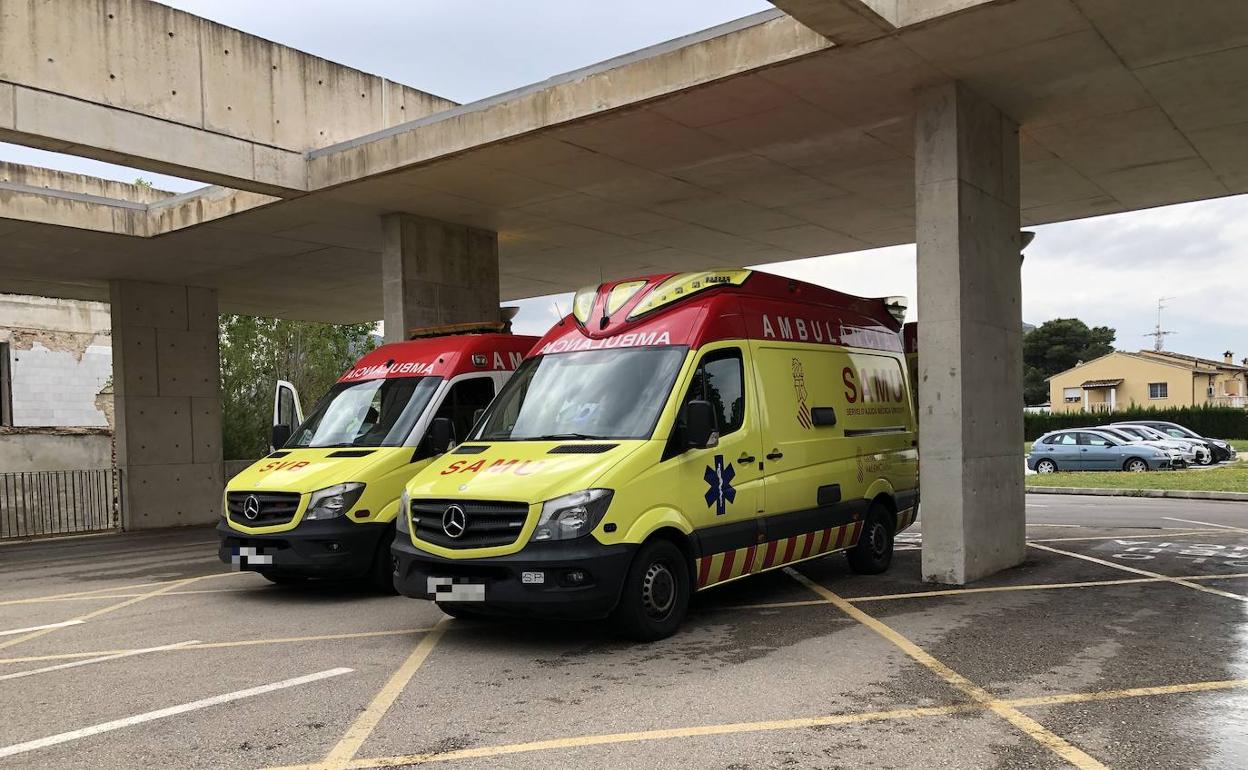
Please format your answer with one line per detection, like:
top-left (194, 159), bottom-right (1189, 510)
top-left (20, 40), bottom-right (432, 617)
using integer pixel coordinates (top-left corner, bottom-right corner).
top-left (683, 348), bottom-right (745, 437)
top-left (432, 377), bottom-right (496, 445)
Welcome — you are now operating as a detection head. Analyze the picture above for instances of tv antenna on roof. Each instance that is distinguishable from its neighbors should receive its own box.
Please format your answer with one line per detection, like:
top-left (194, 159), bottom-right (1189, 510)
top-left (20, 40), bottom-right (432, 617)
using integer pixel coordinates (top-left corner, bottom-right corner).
top-left (1143, 296), bottom-right (1177, 351)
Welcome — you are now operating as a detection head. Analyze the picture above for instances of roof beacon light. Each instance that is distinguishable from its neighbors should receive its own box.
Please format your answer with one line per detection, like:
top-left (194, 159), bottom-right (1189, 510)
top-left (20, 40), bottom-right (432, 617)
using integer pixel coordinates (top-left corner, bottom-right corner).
top-left (408, 320), bottom-right (507, 340)
top-left (883, 296), bottom-right (908, 325)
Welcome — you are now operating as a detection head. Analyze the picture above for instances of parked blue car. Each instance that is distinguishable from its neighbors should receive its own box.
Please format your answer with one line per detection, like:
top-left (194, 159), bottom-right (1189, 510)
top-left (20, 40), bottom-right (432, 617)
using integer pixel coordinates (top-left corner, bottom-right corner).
top-left (1028, 428), bottom-right (1181, 474)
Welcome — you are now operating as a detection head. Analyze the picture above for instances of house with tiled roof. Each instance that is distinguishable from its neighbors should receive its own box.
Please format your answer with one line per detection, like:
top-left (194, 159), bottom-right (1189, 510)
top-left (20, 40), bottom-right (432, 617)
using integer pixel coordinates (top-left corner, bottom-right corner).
top-left (1047, 349), bottom-right (1248, 413)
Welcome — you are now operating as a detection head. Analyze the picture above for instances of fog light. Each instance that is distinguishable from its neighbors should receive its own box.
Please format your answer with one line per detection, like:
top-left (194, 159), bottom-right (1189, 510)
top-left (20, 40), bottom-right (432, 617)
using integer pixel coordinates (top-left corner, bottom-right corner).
top-left (327, 542), bottom-right (340, 552)
top-left (563, 569), bottom-right (588, 585)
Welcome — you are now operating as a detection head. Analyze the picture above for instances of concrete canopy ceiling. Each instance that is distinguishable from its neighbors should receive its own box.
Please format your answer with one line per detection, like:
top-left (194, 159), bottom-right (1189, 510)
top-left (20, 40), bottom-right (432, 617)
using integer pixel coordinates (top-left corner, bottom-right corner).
top-left (1, 0), bottom-right (1245, 322)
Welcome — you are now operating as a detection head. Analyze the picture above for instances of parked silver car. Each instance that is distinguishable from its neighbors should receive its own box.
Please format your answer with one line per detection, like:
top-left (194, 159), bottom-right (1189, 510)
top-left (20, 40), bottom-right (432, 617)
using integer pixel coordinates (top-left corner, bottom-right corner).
top-left (1095, 426), bottom-right (1196, 466)
top-left (1109, 424), bottom-right (1209, 465)
top-left (1028, 428), bottom-right (1181, 473)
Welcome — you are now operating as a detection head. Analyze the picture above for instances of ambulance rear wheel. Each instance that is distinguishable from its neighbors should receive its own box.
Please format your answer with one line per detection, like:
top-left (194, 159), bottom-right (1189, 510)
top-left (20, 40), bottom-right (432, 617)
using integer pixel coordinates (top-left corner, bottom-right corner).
top-left (847, 505), bottom-right (893, 575)
top-left (612, 539), bottom-right (690, 642)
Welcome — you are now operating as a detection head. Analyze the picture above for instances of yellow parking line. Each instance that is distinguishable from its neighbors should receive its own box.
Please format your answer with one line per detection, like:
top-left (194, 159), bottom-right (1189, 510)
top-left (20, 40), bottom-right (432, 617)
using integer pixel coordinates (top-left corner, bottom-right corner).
top-left (257, 678), bottom-right (1248, 769)
top-left (785, 569), bottom-right (1110, 770)
top-left (713, 572), bottom-right (1248, 611)
top-left (0, 628), bottom-right (435, 666)
top-left (1028, 543), bottom-right (1248, 603)
top-left (0, 571), bottom-right (252, 607)
top-left (1027, 529), bottom-right (1236, 543)
top-left (0, 576), bottom-right (206, 652)
top-left (319, 618), bottom-right (451, 769)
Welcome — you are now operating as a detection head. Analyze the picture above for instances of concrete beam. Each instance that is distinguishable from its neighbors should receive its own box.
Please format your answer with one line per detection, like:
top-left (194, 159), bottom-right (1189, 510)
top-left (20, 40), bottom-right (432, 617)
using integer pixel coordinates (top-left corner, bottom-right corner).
top-left (307, 11), bottom-right (831, 189)
top-left (915, 81), bottom-right (1025, 585)
top-left (769, 0), bottom-right (895, 43)
top-left (381, 214), bottom-right (500, 343)
top-left (0, 0), bottom-right (456, 194)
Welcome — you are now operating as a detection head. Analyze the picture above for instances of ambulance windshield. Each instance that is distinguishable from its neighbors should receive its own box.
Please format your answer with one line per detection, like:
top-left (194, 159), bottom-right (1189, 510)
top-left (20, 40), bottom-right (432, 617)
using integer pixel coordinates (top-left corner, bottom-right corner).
top-left (474, 346), bottom-right (687, 441)
top-left (289, 376), bottom-right (441, 448)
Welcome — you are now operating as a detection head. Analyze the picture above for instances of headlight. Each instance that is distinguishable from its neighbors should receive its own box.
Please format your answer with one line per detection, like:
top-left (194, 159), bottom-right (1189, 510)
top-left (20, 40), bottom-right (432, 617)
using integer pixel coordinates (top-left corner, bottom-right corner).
top-left (396, 488), bottom-right (411, 534)
top-left (304, 482), bottom-right (365, 520)
top-left (530, 489), bottom-right (613, 542)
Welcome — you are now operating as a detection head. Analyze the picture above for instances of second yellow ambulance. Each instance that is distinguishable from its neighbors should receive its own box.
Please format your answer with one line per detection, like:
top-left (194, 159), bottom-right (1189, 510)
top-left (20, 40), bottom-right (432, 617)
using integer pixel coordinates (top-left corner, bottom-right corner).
top-left (392, 270), bottom-right (918, 639)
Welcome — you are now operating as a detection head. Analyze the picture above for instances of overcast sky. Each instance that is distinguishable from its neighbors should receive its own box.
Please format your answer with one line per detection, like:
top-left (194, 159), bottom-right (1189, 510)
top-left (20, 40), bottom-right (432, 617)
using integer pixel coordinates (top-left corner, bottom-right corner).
top-left (1, 0), bottom-right (1243, 361)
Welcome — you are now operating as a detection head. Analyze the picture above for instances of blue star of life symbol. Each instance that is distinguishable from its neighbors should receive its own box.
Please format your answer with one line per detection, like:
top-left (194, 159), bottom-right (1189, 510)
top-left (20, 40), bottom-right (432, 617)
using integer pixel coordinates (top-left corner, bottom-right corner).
top-left (704, 454), bottom-right (736, 516)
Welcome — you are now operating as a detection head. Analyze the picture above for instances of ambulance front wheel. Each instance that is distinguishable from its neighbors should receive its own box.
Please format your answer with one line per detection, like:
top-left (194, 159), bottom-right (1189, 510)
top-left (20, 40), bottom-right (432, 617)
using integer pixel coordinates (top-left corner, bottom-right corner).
top-left (847, 504), bottom-right (894, 574)
top-left (612, 538), bottom-right (690, 642)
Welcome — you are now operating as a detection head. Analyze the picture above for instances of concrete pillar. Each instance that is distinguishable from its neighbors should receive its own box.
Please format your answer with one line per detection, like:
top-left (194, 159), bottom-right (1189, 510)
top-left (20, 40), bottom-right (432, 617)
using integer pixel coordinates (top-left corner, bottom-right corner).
top-left (915, 81), bottom-right (1024, 585)
top-left (381, 213), bottom-right (500, 343)
top-left (110, 280), bottom-right (223, 529)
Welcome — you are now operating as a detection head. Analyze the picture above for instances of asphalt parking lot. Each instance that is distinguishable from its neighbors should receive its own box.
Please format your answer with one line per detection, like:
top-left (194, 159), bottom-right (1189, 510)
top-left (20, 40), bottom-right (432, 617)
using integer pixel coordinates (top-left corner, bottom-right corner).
top-left (1, 496), bottom-right (1246, 769)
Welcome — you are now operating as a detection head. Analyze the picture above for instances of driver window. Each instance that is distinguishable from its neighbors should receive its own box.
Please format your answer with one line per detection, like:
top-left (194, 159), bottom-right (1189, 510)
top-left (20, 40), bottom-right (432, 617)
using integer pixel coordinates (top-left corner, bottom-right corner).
top-left (432, 377), bottom-right (496, 444)
top-left (681, 348), bottom-right (745, 437)
top-left (1079, 433), bottom-right (1111, 447)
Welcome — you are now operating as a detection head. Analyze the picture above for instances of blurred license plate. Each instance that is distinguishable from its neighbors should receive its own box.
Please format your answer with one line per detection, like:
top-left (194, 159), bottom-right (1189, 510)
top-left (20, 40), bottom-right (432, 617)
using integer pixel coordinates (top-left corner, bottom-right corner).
top-left (427, 576), bottom-right (484, 602)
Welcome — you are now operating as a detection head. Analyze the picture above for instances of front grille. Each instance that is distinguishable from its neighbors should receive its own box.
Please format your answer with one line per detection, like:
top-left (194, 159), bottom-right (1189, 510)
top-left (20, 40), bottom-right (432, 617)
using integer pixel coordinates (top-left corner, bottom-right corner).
top-left (227, 491), bottom-right (302, 526)
top-left (410, 499), bottom-right (530, 549)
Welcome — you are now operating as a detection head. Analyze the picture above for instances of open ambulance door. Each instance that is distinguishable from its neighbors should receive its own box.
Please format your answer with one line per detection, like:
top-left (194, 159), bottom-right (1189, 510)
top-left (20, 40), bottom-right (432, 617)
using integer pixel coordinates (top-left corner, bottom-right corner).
top-left (271, 380), bottom-right (304, 451)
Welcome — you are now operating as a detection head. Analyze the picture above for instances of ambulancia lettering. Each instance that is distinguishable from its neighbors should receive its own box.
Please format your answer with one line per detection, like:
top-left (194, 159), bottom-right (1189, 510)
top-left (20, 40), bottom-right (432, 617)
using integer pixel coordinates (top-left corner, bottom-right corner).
top-left (761, 314), bottom-right (839, 344)
top-left (539, 331), bottom-right (672, 355)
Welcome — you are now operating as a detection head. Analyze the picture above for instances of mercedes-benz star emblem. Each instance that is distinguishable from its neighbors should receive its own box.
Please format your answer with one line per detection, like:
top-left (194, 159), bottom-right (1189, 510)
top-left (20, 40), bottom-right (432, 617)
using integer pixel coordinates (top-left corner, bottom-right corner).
top-left (243, 495), bottom-right (261, 521)
top-left (442, 504), bottom-right (467, 539)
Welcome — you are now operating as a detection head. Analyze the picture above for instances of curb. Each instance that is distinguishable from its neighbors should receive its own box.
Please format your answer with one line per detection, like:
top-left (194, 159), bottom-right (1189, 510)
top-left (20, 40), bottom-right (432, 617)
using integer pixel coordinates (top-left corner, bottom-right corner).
top-left (1026, 487), bottom-right (1248, 502)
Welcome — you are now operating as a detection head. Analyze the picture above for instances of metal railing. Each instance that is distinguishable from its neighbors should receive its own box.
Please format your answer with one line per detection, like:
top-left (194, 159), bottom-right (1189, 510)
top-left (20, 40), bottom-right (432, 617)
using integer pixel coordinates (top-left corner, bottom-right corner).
top-left (0, 468), bottom-right (123, 540)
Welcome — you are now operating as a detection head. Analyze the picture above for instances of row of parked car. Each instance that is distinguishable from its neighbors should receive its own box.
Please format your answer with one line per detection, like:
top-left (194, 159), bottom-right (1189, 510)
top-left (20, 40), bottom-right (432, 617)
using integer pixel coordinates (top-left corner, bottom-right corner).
top-left (1027, 420), bottom-right (1239, 474)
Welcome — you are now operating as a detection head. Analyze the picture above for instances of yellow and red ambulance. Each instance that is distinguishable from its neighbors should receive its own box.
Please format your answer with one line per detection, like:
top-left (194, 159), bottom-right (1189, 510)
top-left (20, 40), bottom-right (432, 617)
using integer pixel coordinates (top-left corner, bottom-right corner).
top-left (217, 324), bottom-right (536, 590)
top-left (392, 271), bottom-right (918, 638)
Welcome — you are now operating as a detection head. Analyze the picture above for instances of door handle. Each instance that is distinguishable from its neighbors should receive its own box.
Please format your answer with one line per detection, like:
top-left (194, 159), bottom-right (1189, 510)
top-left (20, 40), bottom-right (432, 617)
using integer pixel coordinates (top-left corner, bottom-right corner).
top-left (766, 451), bottom-right (784, 461)
top-left (737, 453), bottom-right (755, 464)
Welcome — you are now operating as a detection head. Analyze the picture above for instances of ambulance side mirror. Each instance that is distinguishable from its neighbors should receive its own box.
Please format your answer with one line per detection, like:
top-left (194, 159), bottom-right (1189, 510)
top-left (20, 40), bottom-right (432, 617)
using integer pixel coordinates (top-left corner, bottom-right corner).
top-left (427, 417), bottom-right (456, 456)
top-left (684, 400), bottom-right (719, 450)
top-left (271, 423), bottom-right (292, 449)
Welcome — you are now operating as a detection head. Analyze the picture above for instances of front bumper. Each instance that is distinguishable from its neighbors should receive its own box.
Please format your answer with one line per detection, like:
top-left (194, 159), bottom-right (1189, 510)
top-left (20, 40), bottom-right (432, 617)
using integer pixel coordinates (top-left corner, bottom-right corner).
top-left (217, 518), bottom-right (388, 578)
top-left (392, 535), bottom-right (637, 620)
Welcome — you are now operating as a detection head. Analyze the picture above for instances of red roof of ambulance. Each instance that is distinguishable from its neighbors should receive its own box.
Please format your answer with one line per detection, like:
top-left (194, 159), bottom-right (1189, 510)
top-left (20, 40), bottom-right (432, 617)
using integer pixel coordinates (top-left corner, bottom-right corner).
top-left (338, 333), bottom-right (537, 383)
top-left (534, 270), bottom-right (904, 355)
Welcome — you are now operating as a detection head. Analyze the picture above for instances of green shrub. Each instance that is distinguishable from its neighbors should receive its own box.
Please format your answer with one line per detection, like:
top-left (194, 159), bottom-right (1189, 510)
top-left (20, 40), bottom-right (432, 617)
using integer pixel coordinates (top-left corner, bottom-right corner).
top-left (1025, 405), bottom-right (1248, 441)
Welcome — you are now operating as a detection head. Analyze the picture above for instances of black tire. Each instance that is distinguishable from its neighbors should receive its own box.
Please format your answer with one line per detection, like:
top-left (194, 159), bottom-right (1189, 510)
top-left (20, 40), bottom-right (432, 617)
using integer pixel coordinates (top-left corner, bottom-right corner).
top-left (611, 538), bottom-right (690, 642)
top-left (1123, 457), bottom-right (1149, 473)
top-left (1035, 459), bottom-right (1058, 474)
top-left (846, 504), bottom-right (894, 575)
top-left (366, 524), bottom-right (398, 595)
top-left (259, 572), bottom-right (306, 585)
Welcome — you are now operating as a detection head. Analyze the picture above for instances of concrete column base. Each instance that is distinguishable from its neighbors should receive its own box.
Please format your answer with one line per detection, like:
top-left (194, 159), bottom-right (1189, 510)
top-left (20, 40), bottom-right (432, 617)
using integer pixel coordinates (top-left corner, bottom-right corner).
top-left (915, 81), bottom-right (1026, 585)
top-left (110, 280), bottom-right (223, 529)
top-left (381, 214), bottom-right (501, 343)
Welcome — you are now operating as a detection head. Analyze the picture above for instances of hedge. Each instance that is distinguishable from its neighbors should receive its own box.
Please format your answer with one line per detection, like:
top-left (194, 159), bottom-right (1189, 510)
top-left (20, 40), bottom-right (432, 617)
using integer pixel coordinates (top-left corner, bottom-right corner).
top-left (1024, 405), bottom-right (1248, 441)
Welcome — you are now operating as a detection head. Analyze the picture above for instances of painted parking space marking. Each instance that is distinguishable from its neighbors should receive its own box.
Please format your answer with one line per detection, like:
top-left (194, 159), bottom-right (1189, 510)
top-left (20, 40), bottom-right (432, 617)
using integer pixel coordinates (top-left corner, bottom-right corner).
top-left (0, 627), bottom-right (436, 666)
top-left (784, 569), bottom-right (1111, 770)
top-left (0, 667), bottom-right (353, 760)
top-left (260, 678), bottom-right (1248, 769)
top-left (1029, 543), bottom-right (1248, 602)
top-left (1161, 516), bottom-right (1248, 532)
top-left (319, 618), bottom-right (450, 769)
top-left (0, 619), bottom-right (84, 636)
top-left (0, 640), bottom-right (199, 682)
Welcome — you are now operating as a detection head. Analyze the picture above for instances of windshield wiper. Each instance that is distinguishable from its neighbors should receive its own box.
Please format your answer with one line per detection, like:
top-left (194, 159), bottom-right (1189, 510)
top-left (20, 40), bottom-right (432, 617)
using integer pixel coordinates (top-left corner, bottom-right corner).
top-left (526, 433), bottom-right (611, 441)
